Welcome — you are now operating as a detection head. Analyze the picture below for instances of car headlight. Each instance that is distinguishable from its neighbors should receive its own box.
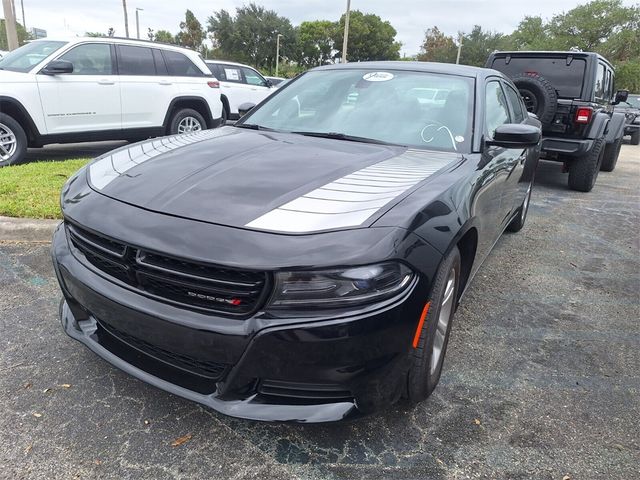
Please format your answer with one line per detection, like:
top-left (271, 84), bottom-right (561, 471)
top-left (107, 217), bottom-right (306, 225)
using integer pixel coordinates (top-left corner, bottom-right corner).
top-left (268, 262), bottom-right (415, 309)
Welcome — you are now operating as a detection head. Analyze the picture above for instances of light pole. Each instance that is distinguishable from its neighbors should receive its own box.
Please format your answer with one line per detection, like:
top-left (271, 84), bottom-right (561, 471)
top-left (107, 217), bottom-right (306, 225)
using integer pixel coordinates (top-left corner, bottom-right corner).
top-left (20, 0), bottom-right (25, 30)
top-left (341, 0), bottom-right (351, 63)
top-left (275, 33), bottom-right (283, 77)
top-left (2, 0), bottom-right (19, 50)
top-left (456, 33), bottom-right (463, 64)
top-left (122, 0), bottom-right (129, 38)
top-left (135, 7), bottom-right (143, 39)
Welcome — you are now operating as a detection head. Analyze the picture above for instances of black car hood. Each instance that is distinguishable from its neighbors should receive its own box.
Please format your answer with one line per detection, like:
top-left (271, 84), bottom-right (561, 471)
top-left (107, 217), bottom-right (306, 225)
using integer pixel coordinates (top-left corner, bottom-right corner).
top-left (87, 127), bottom-right (459, 233)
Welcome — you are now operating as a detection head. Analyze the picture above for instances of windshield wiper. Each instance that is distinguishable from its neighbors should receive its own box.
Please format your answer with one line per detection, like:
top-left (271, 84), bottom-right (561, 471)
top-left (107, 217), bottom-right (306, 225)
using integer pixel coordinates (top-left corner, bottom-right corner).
top-left (234, 123), bottom-right (276, 131)
top-left (291, 131), bottom-right (401, 146)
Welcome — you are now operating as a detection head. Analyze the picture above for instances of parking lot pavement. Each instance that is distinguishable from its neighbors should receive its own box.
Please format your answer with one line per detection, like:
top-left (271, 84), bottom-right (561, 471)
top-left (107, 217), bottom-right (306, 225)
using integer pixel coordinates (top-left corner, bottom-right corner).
top-left (1, 145), bottom-right (638, 480)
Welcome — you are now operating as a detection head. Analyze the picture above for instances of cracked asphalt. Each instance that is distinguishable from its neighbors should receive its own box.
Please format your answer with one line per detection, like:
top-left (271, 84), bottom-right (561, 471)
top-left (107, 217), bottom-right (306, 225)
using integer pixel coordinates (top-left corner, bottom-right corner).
top-left (1, 144), bottom-right (638, 480)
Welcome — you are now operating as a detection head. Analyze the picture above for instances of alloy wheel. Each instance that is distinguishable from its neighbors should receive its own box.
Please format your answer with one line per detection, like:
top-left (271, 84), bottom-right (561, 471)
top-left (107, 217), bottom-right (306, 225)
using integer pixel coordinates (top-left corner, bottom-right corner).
top-left (430, 267), bottom-right (456, 375)
top-left (177, 116), bottom-right (203, 134)
top-left (0, 123), bottom-right (17, 161)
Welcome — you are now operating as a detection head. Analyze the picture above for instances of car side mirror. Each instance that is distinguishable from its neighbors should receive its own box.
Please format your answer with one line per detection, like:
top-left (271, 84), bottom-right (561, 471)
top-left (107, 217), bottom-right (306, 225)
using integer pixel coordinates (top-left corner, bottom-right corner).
top-left (613, 89), bottom-right (629, 105)
top-left (485, 124), bottom-right (541, 148)
top-left (41, 60), bottom-right (74, 75)
top-left (264, 79), bottom-right (273, 88)
top-left (238, 102), bottom-right (256, 118)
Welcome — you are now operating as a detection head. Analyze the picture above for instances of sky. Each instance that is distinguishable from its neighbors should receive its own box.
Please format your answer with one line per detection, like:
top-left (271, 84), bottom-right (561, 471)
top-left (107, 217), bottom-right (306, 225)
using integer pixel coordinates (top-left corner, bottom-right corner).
top-left (12, 0), bottom-right (640, 56)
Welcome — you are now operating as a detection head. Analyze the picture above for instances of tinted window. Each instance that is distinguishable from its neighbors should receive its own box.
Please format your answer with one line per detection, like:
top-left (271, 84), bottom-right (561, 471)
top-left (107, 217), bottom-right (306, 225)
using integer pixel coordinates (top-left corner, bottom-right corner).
top-left (152, 49), bottom-right (168, 75)
top-left (221, 65), bottom-right (242, 83)
top-left (117, 45), bottom-right (155, 75)
top-left (503, 83), bottom-right (526, 122)
top-left (241, 66), bottom-right (266, 86)
top-left (163, 50), bottom-right (203, 76)
top-left (485, 81), bottom-right (511, 137)
top-left (490, 56), bottom-right (586, 98)
top-left (58, 43), bottom-right (113, 75)
top-left (595, 63), bottom-right (606, 99)
top-left (205, 63), bottom-right (221, 78)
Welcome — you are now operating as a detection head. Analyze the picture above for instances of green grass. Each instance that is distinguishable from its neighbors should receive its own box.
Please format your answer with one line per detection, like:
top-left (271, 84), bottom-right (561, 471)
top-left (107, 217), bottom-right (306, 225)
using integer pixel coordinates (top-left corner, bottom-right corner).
top-left (0, 159), bottom-right (89, 219)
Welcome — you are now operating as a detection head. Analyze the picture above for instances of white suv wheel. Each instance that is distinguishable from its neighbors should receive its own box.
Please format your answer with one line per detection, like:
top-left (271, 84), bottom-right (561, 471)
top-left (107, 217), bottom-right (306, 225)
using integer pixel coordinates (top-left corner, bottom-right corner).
top-left (0, 123), bottom-right (18, 161)
top-left (177, 116), bottom-right (203, 134)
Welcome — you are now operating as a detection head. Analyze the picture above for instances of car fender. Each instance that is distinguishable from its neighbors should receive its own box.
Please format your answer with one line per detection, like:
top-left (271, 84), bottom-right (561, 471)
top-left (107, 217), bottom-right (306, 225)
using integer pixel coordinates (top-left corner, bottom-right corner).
top-left (0, 95), bottom-right (45, 144)
top-left (604, 111), bottom-right (626, 143)
top-left (585, 112), bottom-right (609, 140)
top-left (161, 96), bottom-right (215, 128)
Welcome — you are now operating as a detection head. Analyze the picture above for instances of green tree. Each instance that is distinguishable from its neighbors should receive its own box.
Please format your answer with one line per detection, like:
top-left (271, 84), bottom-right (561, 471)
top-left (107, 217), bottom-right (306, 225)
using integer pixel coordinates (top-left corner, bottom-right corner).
top-left (296, 20), bottom-right (335, 68)
top-left (0, 20), bottom-right (31, 50)
top-left (333, 11), bottom-right (401, 62)
top-left (506, 16), bottom-right (562, 50)
top-left (615, 60), bottom-right (640, 92)
top-left (154, 30), bottom-right (176, 44)
top-left (176, 9), bottom-right (205, 51)
top-left (207, 3), bottom-right (296, 69)
top-left (85, 31), bottom-right (105, 38)
top-left (459, 25), bottom-right (507, 67)
top-left (417, 27), bottom-right (457, 63)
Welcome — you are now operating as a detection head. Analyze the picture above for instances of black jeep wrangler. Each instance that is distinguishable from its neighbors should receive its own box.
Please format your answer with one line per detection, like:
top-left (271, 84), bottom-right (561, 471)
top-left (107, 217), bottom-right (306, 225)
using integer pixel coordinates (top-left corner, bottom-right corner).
top-left (486, 51), bottom-right (628, 192)
top-left (614, 93), bottom-right (640, 145)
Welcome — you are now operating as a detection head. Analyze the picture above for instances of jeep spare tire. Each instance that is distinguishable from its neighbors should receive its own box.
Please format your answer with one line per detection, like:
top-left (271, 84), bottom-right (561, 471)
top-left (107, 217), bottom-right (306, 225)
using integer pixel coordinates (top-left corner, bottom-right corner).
top-left (511, 72), bottom-right (558, 128)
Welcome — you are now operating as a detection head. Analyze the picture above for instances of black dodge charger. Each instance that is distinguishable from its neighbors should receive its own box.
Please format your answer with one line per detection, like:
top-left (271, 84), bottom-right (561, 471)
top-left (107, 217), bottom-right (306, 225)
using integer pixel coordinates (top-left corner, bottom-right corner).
top-left (52, 62), bottom-right (541, 423)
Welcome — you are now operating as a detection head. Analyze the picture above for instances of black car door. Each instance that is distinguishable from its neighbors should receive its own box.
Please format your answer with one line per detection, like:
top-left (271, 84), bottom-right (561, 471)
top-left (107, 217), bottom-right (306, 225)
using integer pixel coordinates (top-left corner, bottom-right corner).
top-left (472, 79), bottom-right (517, 260)
top-left (501, 80), bottom-right (531, 221)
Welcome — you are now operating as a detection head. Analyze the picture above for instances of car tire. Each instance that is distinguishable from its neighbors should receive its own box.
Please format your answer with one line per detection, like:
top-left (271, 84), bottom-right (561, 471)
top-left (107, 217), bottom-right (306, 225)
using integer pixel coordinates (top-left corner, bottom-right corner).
top-left (0, 113), bottom-right (28, 167)
top-left (630, 129), bottom-right (640, 145)
top-left (507, 181), bottom-right (533, 233)
top-left (168, 108), bottom-right (206, 135)
top-left (568, 137), bottom-right (605, 192)
top-left (511, 72), bottom-right (558, 128)
top-left (601, 137), bottom-right (622, 172)
top-left (406, 246), bottom-right (461, 403)
top-left (221, 103), bottom-right (229, 125)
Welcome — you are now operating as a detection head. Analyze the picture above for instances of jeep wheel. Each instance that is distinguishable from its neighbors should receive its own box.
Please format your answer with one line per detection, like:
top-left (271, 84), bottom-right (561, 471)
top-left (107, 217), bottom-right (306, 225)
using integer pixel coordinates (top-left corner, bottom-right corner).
top-left (0, 113), bottom-right (27, 167)
top-left (168, 108), bottom-right (206, 135)
top-left (601, 137), bottom-right (622, 172)
top-left (568, 137), bottom-right (605, 192)
top-left (631, 129), bottom-right (640, 146)
top-left (511, 73), bottom-right (558, 128)
top-left (406, 246), bottom-right (460, 403)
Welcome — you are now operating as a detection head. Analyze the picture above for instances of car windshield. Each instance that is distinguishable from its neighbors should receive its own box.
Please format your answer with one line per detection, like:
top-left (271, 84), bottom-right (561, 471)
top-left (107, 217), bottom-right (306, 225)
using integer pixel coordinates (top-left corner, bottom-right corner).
top-left (0, 40), bottom-right (67, 72)
top-left (241, 68), bottom-right (475, 153)
top-left (626, 95), bottom-right (640, 108)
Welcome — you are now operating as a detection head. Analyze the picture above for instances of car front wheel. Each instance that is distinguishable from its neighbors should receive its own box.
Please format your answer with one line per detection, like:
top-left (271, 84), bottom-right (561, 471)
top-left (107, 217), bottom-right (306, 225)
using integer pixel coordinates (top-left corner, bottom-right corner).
top-left (406, 246), bottom-right (460, 402)
top-left (168, 108), bottom-right (206, 135)
top-left (0, 113), bottom-right (27, 167)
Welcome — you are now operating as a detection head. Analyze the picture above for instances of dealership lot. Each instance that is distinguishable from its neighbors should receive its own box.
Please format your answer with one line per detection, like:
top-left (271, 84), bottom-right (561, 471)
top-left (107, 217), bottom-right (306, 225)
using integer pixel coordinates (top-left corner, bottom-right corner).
top-left (0, 145), bottom-right (638, 479)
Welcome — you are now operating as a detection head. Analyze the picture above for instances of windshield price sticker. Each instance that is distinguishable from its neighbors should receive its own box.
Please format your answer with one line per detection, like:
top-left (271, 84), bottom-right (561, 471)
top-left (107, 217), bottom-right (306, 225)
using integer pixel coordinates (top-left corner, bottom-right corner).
top-left (362, 72), bottom-right (394, 82)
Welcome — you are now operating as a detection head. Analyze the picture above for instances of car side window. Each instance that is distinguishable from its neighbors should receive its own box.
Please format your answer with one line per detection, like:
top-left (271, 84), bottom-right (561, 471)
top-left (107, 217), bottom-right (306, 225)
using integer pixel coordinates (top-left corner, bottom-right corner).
top-left (241, 67), bottom-right (267, 87)
top-left (503, 83), bottom-right (526, 123)
top-left (595, 63), bottom-right (606, 100)
top-left (604, 68), bottom-right (613, 102)
top-left (162, 50), bottom-right (203, 77)
top-left (152, 49), bottom-right (168, 75)
top-left (485, 81), bottom-right (511, 137)
top-left (57, 43), bottom-right (113, 75)
top-left (117, 45), bottom-right (156, 75)
top-left (222, 65), bottom-right (243, 83)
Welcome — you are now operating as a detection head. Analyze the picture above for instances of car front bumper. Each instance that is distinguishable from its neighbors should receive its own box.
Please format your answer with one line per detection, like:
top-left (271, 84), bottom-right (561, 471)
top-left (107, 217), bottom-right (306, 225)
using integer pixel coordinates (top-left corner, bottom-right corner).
top-left (52, 224), bottom-right (426, 423)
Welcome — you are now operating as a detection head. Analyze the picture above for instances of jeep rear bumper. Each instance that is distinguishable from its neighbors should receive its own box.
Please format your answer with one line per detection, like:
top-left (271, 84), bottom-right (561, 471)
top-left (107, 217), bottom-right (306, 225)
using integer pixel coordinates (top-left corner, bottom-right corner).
top-left (541, 137), bottom-right (593, 159)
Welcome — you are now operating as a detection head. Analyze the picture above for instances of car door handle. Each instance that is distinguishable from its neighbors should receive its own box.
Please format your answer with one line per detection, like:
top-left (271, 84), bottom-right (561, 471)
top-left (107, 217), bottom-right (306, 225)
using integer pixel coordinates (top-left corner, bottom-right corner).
top-left (97, 79), bottom-right (114, 85)
top-left (158, 80), bottom-right (172, 86)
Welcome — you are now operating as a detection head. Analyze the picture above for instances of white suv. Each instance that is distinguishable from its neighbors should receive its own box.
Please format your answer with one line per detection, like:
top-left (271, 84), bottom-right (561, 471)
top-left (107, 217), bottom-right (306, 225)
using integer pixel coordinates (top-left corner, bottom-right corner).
top-left (0, 37), bottom-right (223, 166)
top-left (205, 60), bottom-right (276, 122)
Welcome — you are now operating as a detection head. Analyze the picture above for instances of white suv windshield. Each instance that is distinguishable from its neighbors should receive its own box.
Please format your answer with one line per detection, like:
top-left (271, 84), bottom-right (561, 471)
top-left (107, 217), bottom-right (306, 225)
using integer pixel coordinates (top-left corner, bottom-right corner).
top-left (241, 69), bottom-right (474, 153)
top-left (0, 41), bottom-right (67, 72)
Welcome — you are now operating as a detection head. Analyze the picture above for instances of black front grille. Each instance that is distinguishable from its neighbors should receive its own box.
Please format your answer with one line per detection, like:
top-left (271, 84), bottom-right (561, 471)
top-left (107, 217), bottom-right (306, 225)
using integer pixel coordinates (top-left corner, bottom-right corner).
top-left (98, 320), bottom-right (228, 380)
top-left (258, 380), bottom-right (353, 404)
top-left (66, 222), bottom-right (269, 316)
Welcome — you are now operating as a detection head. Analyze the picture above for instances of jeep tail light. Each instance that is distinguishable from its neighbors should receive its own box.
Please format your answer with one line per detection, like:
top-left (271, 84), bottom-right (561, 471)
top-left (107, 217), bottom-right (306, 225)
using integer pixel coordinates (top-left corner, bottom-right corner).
top-left (575, 107), bottom-right (592, 124)
top-left (207, 80), bottom-right (220, 88)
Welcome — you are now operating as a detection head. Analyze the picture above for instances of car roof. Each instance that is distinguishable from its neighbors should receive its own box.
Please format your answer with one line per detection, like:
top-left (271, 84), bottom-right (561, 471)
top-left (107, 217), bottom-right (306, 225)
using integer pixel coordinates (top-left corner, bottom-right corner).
top-left (310, 61), bottom-right (502, 79)
top-left (33, 37), bottom-right (200, 56)
top-left (489, 50), bottom-right (613, 67)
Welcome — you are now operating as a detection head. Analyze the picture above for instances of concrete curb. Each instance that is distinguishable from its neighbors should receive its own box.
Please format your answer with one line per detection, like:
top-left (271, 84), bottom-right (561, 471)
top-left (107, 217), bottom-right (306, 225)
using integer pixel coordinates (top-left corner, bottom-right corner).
top-left (0, 216), bottom-right (60, 243)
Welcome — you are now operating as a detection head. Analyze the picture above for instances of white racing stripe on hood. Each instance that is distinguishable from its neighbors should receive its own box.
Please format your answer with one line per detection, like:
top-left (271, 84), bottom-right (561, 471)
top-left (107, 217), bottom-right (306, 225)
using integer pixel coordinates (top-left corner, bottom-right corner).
top-left (89, 129), bottom-right (232, 190)
top-left (246, 149), bottom-right (457, 233)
